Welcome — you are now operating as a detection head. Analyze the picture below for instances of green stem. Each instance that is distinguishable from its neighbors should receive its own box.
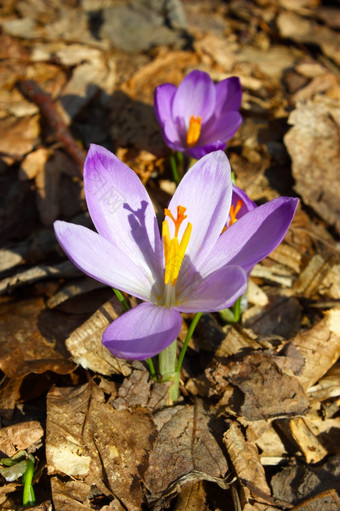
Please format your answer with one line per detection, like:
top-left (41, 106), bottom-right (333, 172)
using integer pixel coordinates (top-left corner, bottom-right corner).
top-left (169, 152), bottom-right (180, 186)
top-left (113, 288), bottom-right (130, 312)
top-left (158, 340), bottom-right (179, 401)
top-left (176, 312), bottom-right (202, 373)
top-left (147, 357), bottom-right (157, 380)
top-left (22, 455), bottom-right (35, 507)
top-left (232, 296), bottom-right (242, 323)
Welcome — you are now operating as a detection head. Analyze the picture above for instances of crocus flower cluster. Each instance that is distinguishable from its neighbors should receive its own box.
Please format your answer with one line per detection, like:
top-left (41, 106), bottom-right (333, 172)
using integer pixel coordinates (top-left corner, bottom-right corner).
top-left (154, 70), bottom-right (242, 159)
top-left (54, 145), bottom-right (298, 361)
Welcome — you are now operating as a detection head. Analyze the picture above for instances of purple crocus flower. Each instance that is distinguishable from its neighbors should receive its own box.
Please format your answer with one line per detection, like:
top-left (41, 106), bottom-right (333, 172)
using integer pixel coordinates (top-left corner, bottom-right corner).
top-left (154, 70), bottom-right (242, 159)
top-left (54, 145), bottom-right (298, 360)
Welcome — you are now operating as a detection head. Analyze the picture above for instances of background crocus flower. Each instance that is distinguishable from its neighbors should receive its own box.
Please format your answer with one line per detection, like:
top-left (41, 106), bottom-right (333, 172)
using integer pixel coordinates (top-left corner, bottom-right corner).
top-left (228, 185), bottom-right (257, 228)
top-left (154, 70), bottom-right (242, 159)
top-left (54, 145), bottom-right (298, 361)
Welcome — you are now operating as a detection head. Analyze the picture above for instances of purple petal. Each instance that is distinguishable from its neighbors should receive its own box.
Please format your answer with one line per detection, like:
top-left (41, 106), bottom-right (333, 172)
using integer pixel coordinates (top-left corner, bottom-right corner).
top-left (54, 221), bottom-right (155, 301)
top-left (175, 265), bottom-right (247, 313)
top-left (201, 197), bottom-right (299, 275)
top-left (215, 76), bottom-right (242, 114)
top-left (84, 144), bottom-right (163, 283)
top-left (154, 83), bottom-right (177, 126)
top-left (102, 302), bottom-right (182, 360)
top-left (186, 140), bottom-right (227, 159)
top-left (200, 111), bottom-right (242, 145)
top-left (166, 151), bottom-right (232, 271)
top-left (172, 70), bottom-right (216, 127)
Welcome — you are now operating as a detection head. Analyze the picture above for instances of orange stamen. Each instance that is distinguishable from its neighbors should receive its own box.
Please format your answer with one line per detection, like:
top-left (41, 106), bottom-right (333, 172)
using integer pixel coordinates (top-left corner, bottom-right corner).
top-left (164, 205), bottom-right (187, 237)
top-left (229, 199), bottom-right (243, 226)
top-left (186, 115), bottom-right (201, 147)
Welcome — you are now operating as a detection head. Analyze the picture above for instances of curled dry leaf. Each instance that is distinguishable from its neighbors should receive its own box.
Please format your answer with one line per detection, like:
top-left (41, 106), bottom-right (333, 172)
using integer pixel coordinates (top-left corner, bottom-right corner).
top-left (223, 421), bottom-right (277, 511)
top-left (293, 308), bottom-right (340, 391)
top-left (47, 382), bottom-right (156, 511)
top-left (0, 421), bottom-right (44, 457)
top-left (65, 296), bottom-right (132, 377)
top-left (144, 401), bottom-right (228, 505)
top-left (207, 351), bottom-right (308, 421)
top-left (284, 99), bottom-right (340, 234)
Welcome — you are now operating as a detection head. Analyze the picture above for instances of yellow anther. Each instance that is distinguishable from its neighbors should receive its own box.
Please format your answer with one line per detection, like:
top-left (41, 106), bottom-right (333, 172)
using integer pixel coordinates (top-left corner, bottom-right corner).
top-left (186, 115), bottom-right (201, 147)
top-left (162, 206), bottom-right (192, 286)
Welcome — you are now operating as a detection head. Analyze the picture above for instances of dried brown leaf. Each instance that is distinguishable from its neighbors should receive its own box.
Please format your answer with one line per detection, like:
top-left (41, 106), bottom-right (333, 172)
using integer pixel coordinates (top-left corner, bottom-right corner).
top-left (144, 402), bottom-right (228, 502)
top-left (0, 421), bottom-right (43, 457)
top-left (293, 308), bottom-right (340, 390)
top-left (0, 296), bottom-right (77, 380)
top-left (65, 296), bottom-right (132, 377)
top-left (285, 99), bottom-right (340, 234)
top-left (223, 421), bottom-right (274, 511)
top-left (225, 351), bottom-right (309, 420)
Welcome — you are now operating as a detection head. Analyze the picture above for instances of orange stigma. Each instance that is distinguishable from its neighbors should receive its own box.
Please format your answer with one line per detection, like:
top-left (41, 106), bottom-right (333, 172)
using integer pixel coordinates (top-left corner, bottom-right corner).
top-left (229, 199), bottom-right (243, 226)
top-left (162, 206), bottom-right (192, 287)
top-left (186, 115), bottom-right (201, 147)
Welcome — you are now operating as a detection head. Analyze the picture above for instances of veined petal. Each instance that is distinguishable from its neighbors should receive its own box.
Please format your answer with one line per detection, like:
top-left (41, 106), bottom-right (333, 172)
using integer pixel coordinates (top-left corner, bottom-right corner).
top-left (167, 151), bottom-right (232, 271)
top-left (172, 70), bottom-right (216, 126)
top-left (215, 76), bottom-right (242, 114)
top-left (175, 265), bottom-right (247, 313)
top-left (154, 83), bottom-right (176, 125)
top-left (201, 197), bottom-right (299, 275)
top-left (102, 302), bottom-right (182, 360)
top-left (54, 221), bottom-right (154, 301)
top-left (84, 144), bottom-right (163, 283)
top-left (200, 111), bottom-right (242, 145)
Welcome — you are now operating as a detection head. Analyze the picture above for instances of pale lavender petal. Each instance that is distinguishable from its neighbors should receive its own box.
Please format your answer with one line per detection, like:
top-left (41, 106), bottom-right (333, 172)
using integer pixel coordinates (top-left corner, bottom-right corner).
top-left (175, 265), bottom-right (247, 313)
top-left (172, 70), bottom-right (216, 127)
top-left (215, 76), bottom-right (242, 114)
top-left (162, 118), bottom-right (184, 149)
top-left (166, 151), bottom-right (232, 270)
top-left (102, 302), bottom-right (182, 360)
top-left (54, 221), bottom-right (155, 301)
top-left (154, 83), bottom-right (176, 125)
top-left (200, 197), bottom-right (299, 275)
top-left (84, 144), bottom-right (163, 284)
top-left (200, 111), bottom-right (242, 145)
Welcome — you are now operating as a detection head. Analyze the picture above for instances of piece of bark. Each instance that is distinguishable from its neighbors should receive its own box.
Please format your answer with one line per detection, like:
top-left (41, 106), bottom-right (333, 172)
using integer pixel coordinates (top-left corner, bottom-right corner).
top-left (65, 296), bottom-right (132, 377)
top-left (0, 421), bottom-right (44, 457)
top-left (289, 417), bottom-right (327, 464)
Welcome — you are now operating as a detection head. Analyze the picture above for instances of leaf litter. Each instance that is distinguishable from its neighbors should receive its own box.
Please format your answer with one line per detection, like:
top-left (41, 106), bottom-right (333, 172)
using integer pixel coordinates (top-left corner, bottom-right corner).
top-left (0, 0), bottom-right (340, 509)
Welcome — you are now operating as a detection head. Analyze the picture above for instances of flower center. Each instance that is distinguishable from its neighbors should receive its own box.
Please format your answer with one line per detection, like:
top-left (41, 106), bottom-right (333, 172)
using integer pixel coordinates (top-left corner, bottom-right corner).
top-left (186, 115), bottom-right (201, 147)
top-left (162, 205), bottom-right (192, 287)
